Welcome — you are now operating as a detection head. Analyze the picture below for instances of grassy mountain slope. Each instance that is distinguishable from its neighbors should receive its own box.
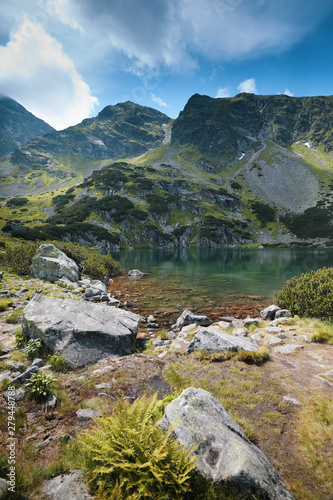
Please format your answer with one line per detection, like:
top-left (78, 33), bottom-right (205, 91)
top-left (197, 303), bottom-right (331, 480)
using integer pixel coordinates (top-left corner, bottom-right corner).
top-left (1, 93), bottom-right (333, 248)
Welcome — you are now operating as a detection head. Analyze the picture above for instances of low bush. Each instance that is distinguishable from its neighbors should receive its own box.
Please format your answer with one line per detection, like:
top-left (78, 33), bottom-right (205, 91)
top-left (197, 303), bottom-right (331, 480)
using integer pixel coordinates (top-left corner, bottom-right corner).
top-left (79, 393), bottom-right (197, 499)
top-left (275, 267), bottom-right (333, 320)
top-left (48, 354), bottom-right (70, 372)
top-left (24, 372), bottom-right (57, 402)
top-left (0, 299), bottom-right (14, 312)
top-left (23, 338), bottom-right (44, 360)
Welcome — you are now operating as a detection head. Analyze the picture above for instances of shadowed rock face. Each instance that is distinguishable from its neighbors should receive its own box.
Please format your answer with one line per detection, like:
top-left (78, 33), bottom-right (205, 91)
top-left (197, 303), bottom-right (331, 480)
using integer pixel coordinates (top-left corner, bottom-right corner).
top-left (22, 296), bottom-right (140, 368)
top-left (159, 387), bottom-right (295, 500)
top-left (172, 93), bottom-right (333, 165)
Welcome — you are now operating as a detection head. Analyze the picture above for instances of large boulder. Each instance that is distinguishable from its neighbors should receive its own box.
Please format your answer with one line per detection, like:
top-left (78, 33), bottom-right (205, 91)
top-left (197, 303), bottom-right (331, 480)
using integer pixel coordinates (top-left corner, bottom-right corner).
top-left (159, 388), bottom-right (294, 500)
top-left (186, 325), bottom-right (258, 354)
top-left (30, 244), bottom-right (80, 282)
top-left (22, 296), bottom-right (140, 368)
top-left (40, 470), bottom-right (93, 500)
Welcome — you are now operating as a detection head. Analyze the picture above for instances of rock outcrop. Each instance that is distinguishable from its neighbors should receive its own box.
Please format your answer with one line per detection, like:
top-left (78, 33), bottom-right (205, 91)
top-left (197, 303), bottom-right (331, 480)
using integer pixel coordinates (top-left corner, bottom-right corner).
top-left (186, 325), bottom-right (258, 354)
top-left (40, 470), bottom-right (93, 500)
top-left (22, 296), bottom-right (140, 368)
top-left (30, 244), bottom-right (80, 283)
top-left (159, 387), bottom-right (295, 500)
top-left (174, 309), bottom-right (212, 331)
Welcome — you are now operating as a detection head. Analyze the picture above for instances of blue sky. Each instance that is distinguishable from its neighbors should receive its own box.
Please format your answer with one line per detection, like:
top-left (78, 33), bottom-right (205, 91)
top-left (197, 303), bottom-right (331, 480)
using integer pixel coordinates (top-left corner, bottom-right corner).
top-left (0, 0), bottom-right (332, 130)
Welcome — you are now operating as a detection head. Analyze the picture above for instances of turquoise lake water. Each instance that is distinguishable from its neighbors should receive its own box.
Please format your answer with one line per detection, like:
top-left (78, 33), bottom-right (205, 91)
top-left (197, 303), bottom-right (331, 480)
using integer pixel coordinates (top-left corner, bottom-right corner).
top-left (112, 248), bottom-right (333, 312)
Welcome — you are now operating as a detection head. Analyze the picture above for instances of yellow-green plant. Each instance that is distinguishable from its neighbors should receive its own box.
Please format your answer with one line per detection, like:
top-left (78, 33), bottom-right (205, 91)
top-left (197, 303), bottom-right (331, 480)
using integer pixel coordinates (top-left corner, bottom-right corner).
top-left (79, 393), bottom-right (197, 499)
top-left (24, 372), bottom-right (57, 402)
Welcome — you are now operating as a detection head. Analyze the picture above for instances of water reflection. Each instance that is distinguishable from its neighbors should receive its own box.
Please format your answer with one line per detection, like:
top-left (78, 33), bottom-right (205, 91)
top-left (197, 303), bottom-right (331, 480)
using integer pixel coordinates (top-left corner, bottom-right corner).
top-left (113, 248), bottom-right (333, 304)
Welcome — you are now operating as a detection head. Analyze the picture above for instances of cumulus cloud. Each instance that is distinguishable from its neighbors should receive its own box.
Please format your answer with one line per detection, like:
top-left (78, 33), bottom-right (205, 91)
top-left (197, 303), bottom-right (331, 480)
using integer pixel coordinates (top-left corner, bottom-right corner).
top-left (237, 78), bottom-right (257, 94)
top-left (215, 87), bottom-right (231, 98)
top-left (0, 20), bottom-right (98, 129)
top-left (283, 88), bottom-right (294, 96)
top-left (151, 93), bottom-right (168, 107)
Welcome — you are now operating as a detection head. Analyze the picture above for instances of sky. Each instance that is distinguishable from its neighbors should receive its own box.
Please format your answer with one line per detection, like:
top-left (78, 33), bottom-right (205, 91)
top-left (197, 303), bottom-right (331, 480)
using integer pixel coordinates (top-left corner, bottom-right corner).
top-left (0, 0), bottom-right (333, 130)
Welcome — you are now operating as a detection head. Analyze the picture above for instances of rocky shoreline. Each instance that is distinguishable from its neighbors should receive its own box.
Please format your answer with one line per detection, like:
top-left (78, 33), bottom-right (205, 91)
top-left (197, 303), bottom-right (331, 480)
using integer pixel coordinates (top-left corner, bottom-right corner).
top-left (0, 245), bottom-right (333, 499)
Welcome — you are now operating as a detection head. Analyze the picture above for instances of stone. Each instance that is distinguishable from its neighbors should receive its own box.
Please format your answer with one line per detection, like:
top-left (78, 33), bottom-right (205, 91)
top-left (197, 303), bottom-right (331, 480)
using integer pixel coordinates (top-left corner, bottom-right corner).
top-left (159, 388), bottom-right (294, 500)
top-left (108, 296), bottom-right (121, 307)
top-left (260, 305), bottom-right (280, 321)
top-left (10, 365), bottom-right (39, 386)
top-left (278, 333), bottom-right (288, 339)
top-left (231, 327), bottom-right (247, 337)
top-left (31, 358), bottom-right (45, 368)
top-left (297, 335), bottom-right (310, 342)
top-left (76, 408), bottom-right (102, 421)
top-left (230, 319), bottom-right (245, 328)
top-left (175, 309), bottom-right (211, 331)
top-left (186, 326), bottom-right (258, 355)
top-left (269, 337), bottom-right (283, 345)
top-left (30, 244), bottom-right (80, 283)
top-left (128, 269), bottom-right (144, 276)
top-left (124, 300), bottom-right (136, 308)
top-left (3, 387), bottom-right (26, 402)
top-left (166, 331), bottom-right (176, 339)
top-left (216, 321), bottom-right (230, 329)
top-left (325, 370), bottom-right (333, 376)
top-left (0, 371), bottom-right (14, 385)
top-left (152, 340), bottom-right (171, 347)
top-left (275, 309), bottom-right (291, 319)
top-left (147, 315), bottom-right (156, 322)
top-left (95, 383), bottom-right (112, 390)
top-left (243, 317), bottom-right (259, 328)
top-left (265, 326), bottom-right (282, 334)
top-left (0, 478), bottom-right (8, 498)
top-left (283, 396), bottom-right (301, 406)
top-left (274, 344), bottom-right (304, 354)
top-left (251, 332), bottom-right (262, 341)
top-left (22, 296), bottom-right (140, 368)
top-left (40, 469), bottom-right (93, 499)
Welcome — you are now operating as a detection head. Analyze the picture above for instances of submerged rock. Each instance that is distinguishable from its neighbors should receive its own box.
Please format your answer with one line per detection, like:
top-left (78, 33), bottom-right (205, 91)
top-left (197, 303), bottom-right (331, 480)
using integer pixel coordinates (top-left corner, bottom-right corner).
top-left (30, 244), bottom-right (80, 283)
top-left (128, 269), bottom-right (144, 276)
top-left (159, 387), bottom-right (295, 500)
top-left (22, 296), bottom-right (140, 368)
top-left (186, 326), bottom-right (258, 354)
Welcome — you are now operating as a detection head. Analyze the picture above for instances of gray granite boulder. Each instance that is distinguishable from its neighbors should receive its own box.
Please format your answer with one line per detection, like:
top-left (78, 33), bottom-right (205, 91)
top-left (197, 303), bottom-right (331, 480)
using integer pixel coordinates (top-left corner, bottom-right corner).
top-left (159, 388), bottom-right (294, 500)
top-left (186, 326), bottom-right (258, 354)
top-left (0, 478), bottom-right (8, 498)
top-left (175, 309), bottom-right (212, 331)
top-left (22, 296), bottom-right (140, 368)
top-left (40, 470), bottom-right (93, 500)
top-left (260, 305), bottom-right (280, 321)
top-left (30, 244), bottom-right (80, 282)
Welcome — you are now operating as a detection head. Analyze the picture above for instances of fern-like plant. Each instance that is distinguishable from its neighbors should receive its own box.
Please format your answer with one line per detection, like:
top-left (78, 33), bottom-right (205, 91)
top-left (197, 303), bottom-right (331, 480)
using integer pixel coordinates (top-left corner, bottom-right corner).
top-left (79, 393), bottom-right (197, 499)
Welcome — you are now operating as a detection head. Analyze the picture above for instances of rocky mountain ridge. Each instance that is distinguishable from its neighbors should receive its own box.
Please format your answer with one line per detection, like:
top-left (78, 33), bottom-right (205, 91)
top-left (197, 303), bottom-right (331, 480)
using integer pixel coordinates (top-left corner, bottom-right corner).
top-left (0, 95), bottom-right (55, 158)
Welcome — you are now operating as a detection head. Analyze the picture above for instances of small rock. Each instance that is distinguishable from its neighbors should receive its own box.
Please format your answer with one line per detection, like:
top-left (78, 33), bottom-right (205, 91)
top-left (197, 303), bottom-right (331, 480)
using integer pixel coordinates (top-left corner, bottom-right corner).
top-left (124, 300), bottom-right (136, 308)
top-left (231, 328), bottom-right (247, 337)
top-left (31, 358), bottom-right (45, 368)
top-left (260, 305), bottom-right (280, 321)
top-left (269, 337), bottom-right (283, 345)
top-left (251, 332), bottom-right (262, 341)
top-left (108, 297), bottom-right (121, 307)
top-left (46, 394), bottom-right (58, 409)
top-left (278, 333), bottom-right (288, 339)
top-left (230, 319), bottom-right (244, 328)
top-left (283, 396), bottom-right (300, 406)
top-left (3, 387), bottom-right (27, 402)
top-left (174, 310), bottom-right (211, 331)
top-left (95, 383), bottom-right (112, 390)
top-left (275, 309), bottom-right (291, 319)
top-left (148, 315), bottom-right (156, 323)
top-left (297, 335), bottom-right (310, 342)
top-left (158, 350), bottom-right (168, 358)
top-left (265, 326), bottom-right (282, 334)
top-left (152, 340), bottom-right (171, 347)
top-left (325, 370), bottom-right (333, 376)
top-left (41, 469), bottom-right (93, 499)
top-left (76, 408), bottom-right (102, 422)
top-left (146, 322), bottom-right (159, 329)
top-left (243, 317), bottom-right (259, 328)
top-left (10, 365), bottom-right (39, 386)
top-left (0, 478), bottom-right (8, 497)
top-left (128, 269), bottom-right (144, 277)
top-left (274, 344), bottom-right (304, 354)
top-left (166, 331), bottom-right (176, 339)
top-left (216, 321), bottom-right (230, 329)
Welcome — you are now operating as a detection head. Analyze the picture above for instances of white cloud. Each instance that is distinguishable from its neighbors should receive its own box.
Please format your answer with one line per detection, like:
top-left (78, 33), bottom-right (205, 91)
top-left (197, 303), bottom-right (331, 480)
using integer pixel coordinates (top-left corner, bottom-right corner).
top-left (283, 88), bottom-right (294, 96)
top-left (215, 87), bottom-right (231, 98)
top-left (0, 20), bottom-right (98, 129)
top-left (237, 78), bottom-right (257, 94)
top-left (151, 93), bottom-right (168, 107)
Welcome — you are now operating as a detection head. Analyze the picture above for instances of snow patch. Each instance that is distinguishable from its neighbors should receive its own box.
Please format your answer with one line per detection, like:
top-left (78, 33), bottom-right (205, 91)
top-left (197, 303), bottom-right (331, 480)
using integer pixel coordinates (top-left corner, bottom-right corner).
top-left (238, 153), bottom-right (245, 160)
top-left (89, 137), bottom-right (106, 148)
top-left (303, 142), bottom-right (311, 148)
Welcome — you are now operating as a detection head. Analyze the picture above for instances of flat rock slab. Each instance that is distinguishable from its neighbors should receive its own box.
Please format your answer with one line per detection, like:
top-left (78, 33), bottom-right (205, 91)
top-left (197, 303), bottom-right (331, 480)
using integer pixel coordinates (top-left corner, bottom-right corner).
top-left (159, 388), bottom-right (294, 500)
top-left (274, 344), bottom-right (304, 354)
top-left (40, 470), bottom-right (93, 500)
top-left (186, 326), bottom-right (258, 354)
top-left (22, 296), bottom-right (140, 368)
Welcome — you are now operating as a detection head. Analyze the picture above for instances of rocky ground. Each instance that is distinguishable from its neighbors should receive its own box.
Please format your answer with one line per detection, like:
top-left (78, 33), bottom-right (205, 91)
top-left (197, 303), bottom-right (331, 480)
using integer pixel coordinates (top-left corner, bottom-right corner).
top-left (0, 270), bottom-right (333, 499)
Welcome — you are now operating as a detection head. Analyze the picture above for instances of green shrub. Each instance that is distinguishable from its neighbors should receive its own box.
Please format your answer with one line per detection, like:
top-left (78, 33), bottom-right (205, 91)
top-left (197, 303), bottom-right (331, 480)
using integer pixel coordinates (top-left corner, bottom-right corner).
top-left (0, 241), bottom-right (39, 275)
top-left (275, 267), bottom-right (333, 320)
top-left (5, 308), bottom-right (23, 324)
top-left (24, 372), bottom-right (57, 401)
top-left (79, 393), bottom-right (197, 499)
top-left (0, 299), bottom-right (14, 312)
top-left (23, 338), bottom-right (44, 360)
top-left (48, 354), bottom-right (70, 372)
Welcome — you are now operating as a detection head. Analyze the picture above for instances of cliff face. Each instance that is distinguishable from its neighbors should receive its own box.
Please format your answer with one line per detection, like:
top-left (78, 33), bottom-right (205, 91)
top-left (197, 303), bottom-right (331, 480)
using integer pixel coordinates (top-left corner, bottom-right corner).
top-left (171, 93), bottom-right (333, 165)
top-left (0, 96), bottom-right (55, 157)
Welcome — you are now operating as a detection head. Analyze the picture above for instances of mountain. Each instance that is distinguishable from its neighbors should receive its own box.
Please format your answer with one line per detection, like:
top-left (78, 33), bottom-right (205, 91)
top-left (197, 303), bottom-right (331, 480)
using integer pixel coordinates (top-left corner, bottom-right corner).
top-left (1, 93), bottom-right (333, 249)
top-left (0, 95), bottom-right (55, 157)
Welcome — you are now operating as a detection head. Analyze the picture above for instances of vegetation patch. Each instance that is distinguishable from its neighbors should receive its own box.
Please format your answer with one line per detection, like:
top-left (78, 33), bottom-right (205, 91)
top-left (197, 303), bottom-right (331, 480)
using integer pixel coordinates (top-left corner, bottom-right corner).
top-left (275, 267), bottom-right (333, 322)
top-left (249, 200), bottom-right (275, 226)
top-left (281, 203), bottom-right (333, 238)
